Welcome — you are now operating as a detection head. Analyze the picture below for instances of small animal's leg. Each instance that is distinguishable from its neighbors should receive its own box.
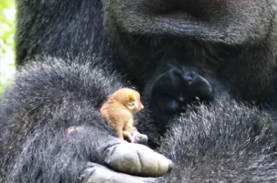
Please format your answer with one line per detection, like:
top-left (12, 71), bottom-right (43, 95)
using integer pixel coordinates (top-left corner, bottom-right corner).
top-left (123, 130), bottom-right (134, 143)
top-left (123, 119), bottom-right (136, 142)
top-left (124, 119), bottom-right (136, 132)
top-left (115, 127), bottom-right (124, 140)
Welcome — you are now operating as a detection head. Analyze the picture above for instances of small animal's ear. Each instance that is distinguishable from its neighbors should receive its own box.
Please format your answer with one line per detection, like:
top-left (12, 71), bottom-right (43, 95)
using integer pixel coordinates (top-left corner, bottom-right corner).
top-left (128, 94), bottom-right (135, 102)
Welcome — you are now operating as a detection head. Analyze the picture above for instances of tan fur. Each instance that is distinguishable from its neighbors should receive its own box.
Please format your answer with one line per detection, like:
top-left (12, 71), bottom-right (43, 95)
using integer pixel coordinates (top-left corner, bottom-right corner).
top-left (100, 88), bottom-right (144, 142)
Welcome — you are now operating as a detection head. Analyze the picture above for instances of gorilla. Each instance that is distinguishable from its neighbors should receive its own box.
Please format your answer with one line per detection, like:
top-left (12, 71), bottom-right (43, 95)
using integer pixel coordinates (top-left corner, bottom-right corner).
top-left (1, 0), bottom-right (277, 182)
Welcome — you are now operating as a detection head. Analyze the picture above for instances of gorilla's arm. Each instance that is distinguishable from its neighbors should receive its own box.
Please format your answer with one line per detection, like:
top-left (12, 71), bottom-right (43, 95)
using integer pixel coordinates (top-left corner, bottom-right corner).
top-left (0, 57), bottom-right (171, 183)
top-left (157, 99), bottom-right (277, 182)
top-left (1, 58), bottom-right (276, 183)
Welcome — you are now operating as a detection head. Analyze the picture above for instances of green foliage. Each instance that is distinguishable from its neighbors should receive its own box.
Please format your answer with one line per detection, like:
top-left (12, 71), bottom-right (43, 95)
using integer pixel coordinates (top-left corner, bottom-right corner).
top-left (0, 0), bottom-right (16, 94)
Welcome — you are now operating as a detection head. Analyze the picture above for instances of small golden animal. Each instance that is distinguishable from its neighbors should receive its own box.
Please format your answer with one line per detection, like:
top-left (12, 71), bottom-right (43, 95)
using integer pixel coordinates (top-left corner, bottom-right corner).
top-left (100, 88), bottom-right (144, 142)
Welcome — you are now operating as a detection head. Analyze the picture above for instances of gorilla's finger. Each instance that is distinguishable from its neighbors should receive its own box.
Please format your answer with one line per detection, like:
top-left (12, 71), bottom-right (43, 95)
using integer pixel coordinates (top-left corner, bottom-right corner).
top-left (103, 140), bottom-right (173, 177)
top-left (131, 131), bottom-right (148, 144)
top-left (82, 163), bottom-right (157, 183)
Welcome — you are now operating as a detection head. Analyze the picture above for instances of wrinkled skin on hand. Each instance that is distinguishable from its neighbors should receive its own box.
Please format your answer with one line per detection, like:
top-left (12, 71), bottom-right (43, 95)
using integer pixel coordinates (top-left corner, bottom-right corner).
top-left (66, 125), bottom-right (170, 179)
top-left (81, 141), bottom-right (172, 183)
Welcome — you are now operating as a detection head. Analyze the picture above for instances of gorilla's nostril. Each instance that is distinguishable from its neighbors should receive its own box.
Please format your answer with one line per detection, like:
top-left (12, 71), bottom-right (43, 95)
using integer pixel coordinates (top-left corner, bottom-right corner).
top-left (178, 96), bottom-right (185, 102)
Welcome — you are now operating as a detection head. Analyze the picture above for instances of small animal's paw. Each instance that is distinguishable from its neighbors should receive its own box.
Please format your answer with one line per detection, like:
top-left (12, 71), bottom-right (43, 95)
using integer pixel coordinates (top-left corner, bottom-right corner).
top-left (131, 131), bottom-right (148, 144)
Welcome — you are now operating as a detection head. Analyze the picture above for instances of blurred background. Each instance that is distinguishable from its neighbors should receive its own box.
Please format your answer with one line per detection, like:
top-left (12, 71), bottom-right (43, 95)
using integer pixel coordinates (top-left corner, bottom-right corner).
top-left (0, 0), bottom-right (16, 94)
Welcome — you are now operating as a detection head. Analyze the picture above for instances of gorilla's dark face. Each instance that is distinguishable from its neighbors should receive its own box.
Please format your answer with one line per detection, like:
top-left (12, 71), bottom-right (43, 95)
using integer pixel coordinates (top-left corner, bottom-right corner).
top-left (102, 0), bottom-right (275, 122)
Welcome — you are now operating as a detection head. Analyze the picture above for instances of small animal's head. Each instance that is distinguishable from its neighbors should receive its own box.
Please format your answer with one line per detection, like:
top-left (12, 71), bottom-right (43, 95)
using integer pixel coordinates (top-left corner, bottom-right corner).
top-left (112, 88), bottom-right (144, 113)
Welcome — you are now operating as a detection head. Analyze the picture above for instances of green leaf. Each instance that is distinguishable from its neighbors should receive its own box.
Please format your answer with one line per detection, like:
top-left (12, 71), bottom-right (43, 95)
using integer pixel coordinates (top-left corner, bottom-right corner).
top-left (0, 0), bottom-right (16, 93)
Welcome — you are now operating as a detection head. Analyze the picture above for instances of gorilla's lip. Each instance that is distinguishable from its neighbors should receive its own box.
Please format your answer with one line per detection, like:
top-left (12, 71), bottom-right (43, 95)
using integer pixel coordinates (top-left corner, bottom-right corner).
top-left (115, 8), bottom-right (246, 45)
top-left (121, 14), bottom-right (226, 42)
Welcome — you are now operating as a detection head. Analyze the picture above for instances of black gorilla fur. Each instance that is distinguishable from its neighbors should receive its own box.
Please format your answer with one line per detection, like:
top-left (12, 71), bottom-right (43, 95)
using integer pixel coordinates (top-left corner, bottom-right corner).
top-left (1, 0), bottom-right (277, 182)
top-left (159, 101), bottom-right (277, 182)
top-left (0, 58), bottom-right (122, 182)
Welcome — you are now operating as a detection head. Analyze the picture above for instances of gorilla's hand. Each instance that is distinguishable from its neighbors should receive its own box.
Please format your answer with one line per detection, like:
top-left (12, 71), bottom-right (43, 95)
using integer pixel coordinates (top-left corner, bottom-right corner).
top-left (81, 139), bottom-right (172, 183)
top-left (67, 127), bottom-right (172, 183)
top-left (150, 66), bottom-right (214, 118)
top-left (149, 65), bottom-right (214, 132)
top-left (82, 163), bottom-right (157, 183)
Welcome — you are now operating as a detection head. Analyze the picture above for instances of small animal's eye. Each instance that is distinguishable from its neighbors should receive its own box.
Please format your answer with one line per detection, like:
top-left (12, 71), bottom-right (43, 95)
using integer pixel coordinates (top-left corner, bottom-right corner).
top-left (128, 101), bottom-right (135, 106)
top-left (127, 101), bottom-right (137, 111)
